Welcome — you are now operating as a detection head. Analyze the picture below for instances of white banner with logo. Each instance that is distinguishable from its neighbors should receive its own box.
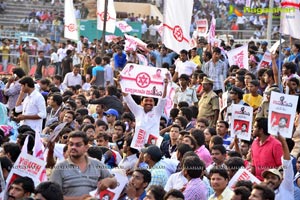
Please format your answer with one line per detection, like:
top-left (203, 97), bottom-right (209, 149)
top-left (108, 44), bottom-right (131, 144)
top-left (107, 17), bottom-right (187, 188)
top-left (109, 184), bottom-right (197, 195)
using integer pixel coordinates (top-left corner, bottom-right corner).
top-left (120, 64), bottom-right (168, 99)
top-left (227, 44), bottom-right (249, 70)
top-left (280, 0), bottom-right (300, 39)
top-left (97, 0), bottom-right (116, 33)
top-left (230, 104), bottom-right (253, 141)
top-left (163, 0), bottom-right (193, 54)
top-left (64, 0), bottom-right (78, 40)
top-left (268, 92), bottom-right (298, 138)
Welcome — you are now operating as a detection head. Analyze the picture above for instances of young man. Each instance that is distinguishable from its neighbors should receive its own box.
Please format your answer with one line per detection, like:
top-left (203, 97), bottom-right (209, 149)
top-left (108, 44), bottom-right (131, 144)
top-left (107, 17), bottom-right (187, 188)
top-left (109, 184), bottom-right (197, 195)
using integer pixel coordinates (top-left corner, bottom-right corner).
top-left (209, 168), bottom-right (234, 200)
top-left (243, 80), bottom-right (263, 111)
top-left (50, 131), bottom-right (117, 199)
top-left (206, 145), bottom-right (227, 174)
top-left (90, 56), bottom-right (105, 86)
top-left (172, 49), bottom-right (197, 81)
top-left (124, 169), bottom-right (151, 200)
top-left (63, 65), bottom-right (82, 87)
top-left (182, 156), bottom-right (207, 200)
top-left (249, 184), bottom-right (275, 200)
top-left (173, 74), bottom-right (198, 107)
top-left (8, 176), bottom-right (35, 200)
top-left (14, 76), bottom-right (47, 133)
top-left (251, 117), bottom-right (283, 181)
top-left (160, 124), bottom-right (181, 158)
top-left (216, 121), bottom-right (232, 149)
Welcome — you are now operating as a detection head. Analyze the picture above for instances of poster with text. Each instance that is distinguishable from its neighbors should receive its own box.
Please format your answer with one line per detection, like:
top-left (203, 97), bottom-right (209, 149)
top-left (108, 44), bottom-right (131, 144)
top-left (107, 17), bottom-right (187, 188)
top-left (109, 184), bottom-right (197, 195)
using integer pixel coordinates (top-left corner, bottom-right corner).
top-left (196, 19), bottom-right (208, 36)
top-left (228, 168), bottom-right (261, 190)
top-left (230, 104), bottom-right (253, 141)
top-left (258, 51), bottom-right (271, 68)
top-left (120, 64), bottom-right (168, 98)
top-left (268, 92), bottom-right (298, 138)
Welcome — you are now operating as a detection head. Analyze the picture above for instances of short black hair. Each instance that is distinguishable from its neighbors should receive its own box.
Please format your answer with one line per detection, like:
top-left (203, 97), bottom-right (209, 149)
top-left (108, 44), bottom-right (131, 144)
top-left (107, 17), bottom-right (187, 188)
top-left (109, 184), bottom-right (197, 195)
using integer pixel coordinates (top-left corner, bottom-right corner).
top-left (179, 107), bottom-right (193, 121)
top-left (190, 128), bottom-right (205, 147)
top-left (35, 181), bottom-right (63, 200)
top-left (68, 131), bottom-right (89, 145)
top-left (255, 117), bottom-right (269, 135)
top-left (11, 176), bottom-right (35, 194)
top-left (147, 185), bottom-right (166, 200)
top-left (233, 186), bottom-right (251, 200)
top-left (2, 143), bottom-right (21, 162)
top-left (218, 120), bottom-right (229, 128)
top-left (252, 184), bottom-right (275, 200)
top-left (183, 156), bottom-right (205, 178)
top-left (19, 76), bottom-right (35, 88)
top-left (211, 144), bottom-right (226, 155)
top-left (87, 146), bottom-right (103, 161)
top-left (114, 120), bottom-right (126, 132)
top-left (209, 167), bottom-right (229, 180)
top-left (12, 67), bottom-right (26, 78)
top-left (134, 169), bottom-right (152, 186)
top-left (163, 189), bottom-right (184, 200)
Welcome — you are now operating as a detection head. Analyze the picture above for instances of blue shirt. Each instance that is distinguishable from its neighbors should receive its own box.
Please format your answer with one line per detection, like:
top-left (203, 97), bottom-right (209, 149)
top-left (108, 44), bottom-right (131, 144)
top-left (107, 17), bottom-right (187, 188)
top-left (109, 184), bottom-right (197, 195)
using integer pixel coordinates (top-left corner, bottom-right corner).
top-left (92, 65), bottom-right (104, 76)
top-left (114, 52), bottom-right (127, 69)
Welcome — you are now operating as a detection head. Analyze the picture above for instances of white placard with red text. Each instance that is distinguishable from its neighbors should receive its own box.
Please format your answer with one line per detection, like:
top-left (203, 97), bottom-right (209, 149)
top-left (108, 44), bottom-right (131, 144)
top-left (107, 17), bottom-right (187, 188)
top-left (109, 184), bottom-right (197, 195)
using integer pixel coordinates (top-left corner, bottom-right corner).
top-left (230, 104), bottom-right (253, 141)
top-left (6, 152), bottom-right (46, 186)
top-left (196, 19), bottom-right (208, 36)
top-left (268, 92), bottom-right (298, 138)
top-left (228, 168), bottom-right (261, 190)
top-left (258, 51), bottom-right (272, 68)
top-left (120, 64), bottom-right (168, 99)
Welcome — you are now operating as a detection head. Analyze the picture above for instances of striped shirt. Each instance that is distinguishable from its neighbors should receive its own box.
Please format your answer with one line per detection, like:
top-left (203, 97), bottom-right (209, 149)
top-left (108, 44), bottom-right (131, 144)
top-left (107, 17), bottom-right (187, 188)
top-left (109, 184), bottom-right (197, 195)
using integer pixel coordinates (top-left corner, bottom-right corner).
top-left (50, 156), bottom-right (111, 197)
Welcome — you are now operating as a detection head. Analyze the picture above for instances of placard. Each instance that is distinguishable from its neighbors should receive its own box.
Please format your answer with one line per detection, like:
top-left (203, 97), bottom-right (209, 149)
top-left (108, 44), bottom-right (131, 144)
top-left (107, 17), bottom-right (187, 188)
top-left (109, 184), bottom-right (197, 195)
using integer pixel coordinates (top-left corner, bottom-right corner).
top-left (196, 19), bottom-right (208, 36)
top-left (268, 92), bottom-right (298, 138)
top-left (228, 168), bottom-right (261, 190)
top-left (120, 64), bottom-right (168, 98)
top-left (230, 104), bottom-right (253, 141)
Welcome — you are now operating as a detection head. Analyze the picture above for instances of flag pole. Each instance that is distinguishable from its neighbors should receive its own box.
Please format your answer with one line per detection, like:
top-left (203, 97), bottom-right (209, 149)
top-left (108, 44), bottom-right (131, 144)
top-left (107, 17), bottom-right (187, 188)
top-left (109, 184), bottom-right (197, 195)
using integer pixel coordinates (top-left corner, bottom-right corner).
top-left (278, 32), bottom-right (283, 92)
top-left (101, 0), bottom-right (109, 56)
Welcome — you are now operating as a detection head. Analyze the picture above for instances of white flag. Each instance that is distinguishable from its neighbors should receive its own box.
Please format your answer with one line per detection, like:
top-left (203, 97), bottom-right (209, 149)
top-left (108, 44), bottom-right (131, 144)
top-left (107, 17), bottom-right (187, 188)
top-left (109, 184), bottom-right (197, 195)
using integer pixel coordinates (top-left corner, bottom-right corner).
top-left (97, 0), bottom-right (116, 33)
top-left (227, 44), bottom-right (249, 70)
top-left (64, 0), bottom-right (78, 40)
top-left (162, 0), bottom-right (193, 54)
top-left (280, 0), bottom-right (300, 39)
top-left (207, 16), bottom-right (216, 44)
top-left (116, 21), bottom-right (133, 32)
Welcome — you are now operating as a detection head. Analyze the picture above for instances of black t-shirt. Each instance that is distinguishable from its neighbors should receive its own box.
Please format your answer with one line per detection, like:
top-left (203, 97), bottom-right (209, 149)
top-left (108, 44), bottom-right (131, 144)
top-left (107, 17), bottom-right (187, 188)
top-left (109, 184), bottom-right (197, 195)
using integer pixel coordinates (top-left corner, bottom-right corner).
top-left (36, 58), bottom-right (47, 77)
top-left (61, 56), bottom-right (73, 76)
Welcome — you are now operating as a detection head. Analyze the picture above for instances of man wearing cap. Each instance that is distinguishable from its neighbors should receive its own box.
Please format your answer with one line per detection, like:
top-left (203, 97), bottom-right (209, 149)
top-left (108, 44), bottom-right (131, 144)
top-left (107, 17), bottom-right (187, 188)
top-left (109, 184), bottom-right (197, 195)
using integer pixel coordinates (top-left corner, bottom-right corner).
top-left (256, 85), bottom-right (281, 118)
top-left (140, 145), bottom-right (168, 187)
top-left (261, 132), bottom-right (294, 199)
top-left (173, 74), bottom-right (198, 108)
top-left (104, 108), bottom-right (119, 138)
top-left (197, 77), bottom-right (219, 127)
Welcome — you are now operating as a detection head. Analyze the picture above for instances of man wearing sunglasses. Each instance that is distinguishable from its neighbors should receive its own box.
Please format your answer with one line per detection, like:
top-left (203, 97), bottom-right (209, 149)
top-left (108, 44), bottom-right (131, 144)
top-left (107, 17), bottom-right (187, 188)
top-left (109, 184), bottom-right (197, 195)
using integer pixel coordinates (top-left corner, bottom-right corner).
top-left (50, 131), bottom-right (117, 200)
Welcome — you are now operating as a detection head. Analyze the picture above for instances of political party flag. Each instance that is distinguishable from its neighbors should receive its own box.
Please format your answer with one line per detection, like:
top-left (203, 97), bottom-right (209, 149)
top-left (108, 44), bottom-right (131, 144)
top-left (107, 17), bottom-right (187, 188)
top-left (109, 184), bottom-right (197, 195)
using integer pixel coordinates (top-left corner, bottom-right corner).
top-left (269, 39), bottom-right (285, 54)
top-left (280, 0), bottom-right (300, 39)
top-left (64, 0), bottom-right (78, 40)
top-left (227, 44), bottom-right (249, 69)
top-left (97, 0), bottom-right (116, 33)
top-left (33, 130), bottom-right (47, 182)
top-left (116, 21), bottom-right (133, 32)
top-left (207, 16), bottom-right (216, 44)
top-left (124, 34), bottom-right (148, 50)
top-left (162, 0), bottom-right (193, 54)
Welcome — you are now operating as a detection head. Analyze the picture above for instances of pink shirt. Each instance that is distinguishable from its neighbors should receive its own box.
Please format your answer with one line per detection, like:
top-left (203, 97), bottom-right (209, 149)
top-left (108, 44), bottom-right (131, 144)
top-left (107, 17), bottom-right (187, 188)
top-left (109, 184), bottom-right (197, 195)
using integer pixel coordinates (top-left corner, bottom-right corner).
top-left (195, 145), bottom-right (213, 167)
top-left (251, 135), bottom-right (283, 181)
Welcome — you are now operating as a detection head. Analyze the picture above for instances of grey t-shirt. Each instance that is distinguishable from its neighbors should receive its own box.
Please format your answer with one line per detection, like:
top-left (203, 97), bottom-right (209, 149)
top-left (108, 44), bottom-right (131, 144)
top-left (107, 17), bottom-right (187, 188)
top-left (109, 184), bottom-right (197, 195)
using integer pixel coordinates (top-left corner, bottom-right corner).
top-left (50, 156), bottom-right (111, 197)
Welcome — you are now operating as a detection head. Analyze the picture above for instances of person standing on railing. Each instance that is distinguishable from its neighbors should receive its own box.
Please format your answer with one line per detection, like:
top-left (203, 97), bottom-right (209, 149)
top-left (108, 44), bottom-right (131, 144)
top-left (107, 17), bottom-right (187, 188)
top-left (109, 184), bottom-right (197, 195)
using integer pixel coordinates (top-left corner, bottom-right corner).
top-left (0, 39), bottom-right (10, 72)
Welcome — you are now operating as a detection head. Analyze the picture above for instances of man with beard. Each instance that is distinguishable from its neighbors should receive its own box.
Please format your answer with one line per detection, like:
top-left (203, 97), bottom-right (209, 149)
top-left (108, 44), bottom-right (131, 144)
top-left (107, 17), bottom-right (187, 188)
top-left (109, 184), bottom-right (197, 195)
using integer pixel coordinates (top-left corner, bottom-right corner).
top-left (50, 131), bottom-right (117, 200)
top-left (261, 133), bottom-right (294, 199)
top-left (7, 176), bottom-right (34, 200)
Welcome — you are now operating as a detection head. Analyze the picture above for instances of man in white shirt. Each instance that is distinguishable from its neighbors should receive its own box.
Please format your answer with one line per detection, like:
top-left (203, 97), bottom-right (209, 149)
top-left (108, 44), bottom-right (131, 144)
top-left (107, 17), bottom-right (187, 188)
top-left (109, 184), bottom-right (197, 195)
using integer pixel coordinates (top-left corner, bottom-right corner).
top-left (63, 65), bottom-right (82, 88)
top-left (102, 56), bottom-right (114, 86)
top-left (50, 48), bottom-right (59, 75)
top-left (14, 77), bottom-right (46, 133)
top-left (172, 49), bottom-right (197, 82)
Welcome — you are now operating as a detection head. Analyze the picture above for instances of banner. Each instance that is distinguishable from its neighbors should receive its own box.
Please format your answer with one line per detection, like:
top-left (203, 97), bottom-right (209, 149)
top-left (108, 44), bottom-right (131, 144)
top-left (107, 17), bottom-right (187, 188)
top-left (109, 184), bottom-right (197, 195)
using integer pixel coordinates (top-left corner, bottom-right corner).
top-left (120, 64), bottom-right (168, 98)
top-left (162, 0), bottom-right (193, 54)
top-left (164, 82), bottom-right (179, 118)
top-left (230, 104), bottom-right (253, 141)
top-left (97, 0), bottom-right (116, 33)
top-left (196, 19), bottom-right (208, 36)
top-left (227, 44), bottom-right (249, 70)
top-left (228, 168), bottom-right (261, 190)
top-left (116, 21), bottom-right (133, 33)
top-left (64, 0), bottom-right (78, 40)
top-left (268, 92), bottom-right (298, 138)
top-left (258, 51), bottom-right (272, 68)
top-left (280, 0), bottom-right (300, 39)
top-left (5, 152), bottom-right (46, 192)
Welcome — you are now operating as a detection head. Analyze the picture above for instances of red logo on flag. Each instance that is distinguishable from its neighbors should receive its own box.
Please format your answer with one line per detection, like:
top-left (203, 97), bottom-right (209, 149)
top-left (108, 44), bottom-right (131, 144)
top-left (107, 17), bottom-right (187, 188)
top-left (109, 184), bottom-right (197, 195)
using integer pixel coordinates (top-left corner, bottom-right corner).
top-left (65, 24), bottom-right (76, 32)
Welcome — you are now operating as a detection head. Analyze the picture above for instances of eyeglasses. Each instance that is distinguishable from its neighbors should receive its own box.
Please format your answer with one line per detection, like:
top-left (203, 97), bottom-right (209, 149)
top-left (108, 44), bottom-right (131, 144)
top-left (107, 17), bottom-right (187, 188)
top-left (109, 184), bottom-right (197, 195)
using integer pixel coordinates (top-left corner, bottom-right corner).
top-left (68, 142), bottom-right (84, 147)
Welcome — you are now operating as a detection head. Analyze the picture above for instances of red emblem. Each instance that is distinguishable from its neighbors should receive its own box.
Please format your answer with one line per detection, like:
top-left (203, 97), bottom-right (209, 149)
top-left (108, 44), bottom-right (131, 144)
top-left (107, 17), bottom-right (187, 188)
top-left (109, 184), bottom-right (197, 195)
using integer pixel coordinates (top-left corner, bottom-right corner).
top-left (65, 24), bottom-right (76, 32)
top-left (136, 72), bottom-right (151, 88)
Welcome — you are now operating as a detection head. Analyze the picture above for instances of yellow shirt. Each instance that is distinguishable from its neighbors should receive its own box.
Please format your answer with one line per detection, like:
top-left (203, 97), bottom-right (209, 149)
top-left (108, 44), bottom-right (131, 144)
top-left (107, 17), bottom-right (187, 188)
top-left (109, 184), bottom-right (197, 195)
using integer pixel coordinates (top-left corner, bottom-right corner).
top-left (209, 187), bottom-right (234, 200)
top-left (243, 93), bottom-right (263, 110)
top-left (0, 45), bottom-right (10, 60)
top-left (191, 55), bottom-right (201, 66)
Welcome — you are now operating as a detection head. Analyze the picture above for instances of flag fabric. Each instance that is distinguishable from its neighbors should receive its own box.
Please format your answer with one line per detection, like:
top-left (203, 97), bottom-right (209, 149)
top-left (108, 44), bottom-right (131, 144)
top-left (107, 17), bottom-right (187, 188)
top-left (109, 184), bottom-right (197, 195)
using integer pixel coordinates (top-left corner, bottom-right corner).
top-left (280, 0), bottom-right (300, 39)
top-left (33, 131), bottom-right (47, 182)
top-left (162, 0), bottom-right (193, 54)
top-left (137, 53), bottom-right (148, 66)
top-left (207, 16), bottom-right (216, 44)
top-left (124, 34), bottom-right (148, 51)
top-left (227, 44), bottom-right (249, 70)
top-left (97, 0), bottom-right (116, 33)
top-left (116, 21), bottom-right (133, 32)
top-left (64, 0), bottom-right (78, 40)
